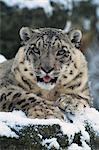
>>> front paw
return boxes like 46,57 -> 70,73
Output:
54,95 -> 89,116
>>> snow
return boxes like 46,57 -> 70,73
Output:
1,0 -> 53,13
96,7 -> 99,18
0,122 -> 18,138
0,107 -> 99,149
0,55 -> 7,63
68,143 -> 91,150
81,141 -> 91,150
2,0 -> 73,13
42,138 -> 60,149
92,0 -> 99,5
83,18 -> 91,30
3,0 -> 98,14
64,21 -> 72,32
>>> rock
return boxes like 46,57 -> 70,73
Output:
0,124 -> 99,150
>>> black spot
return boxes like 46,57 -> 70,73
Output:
63,84 -> 67,86
22,108 -> 27,113
28,97 -> 36,103
2,103 -> 6,109
17,83 -> 23,89
74,63 -> 77,69
21,103 -> 29,108
67,63 -> 70,66
1,83 -> 4,86
60,60 -> 64,63
20,61 -> 24,64
64,54 -> 69,57
26,107 -> 29,112
69,119 -> 73,123
79,72 -> 83,76
26,92 -> 30,94
74,73 -> 82,80
68,83 -> 81,90
54,91 -> 58,96
35,101 -> 41,105
0,93 -> 6,101
69,111 -> 75,115
40,108 -> 43,112
69,56 -> 72,61
63,75 -> 67,78
36,92 -> 42,96
30,73 -> 33,76
70,70 -> 73,75
24,68 -> 28,71
42,100 -> 47,105
78,83 -> 81,87
59,106 -> 65,112
13,93 -> 22,99
22,76 -> 31,89
17,99 -> 26,105
7,92 -> 12,96
76,95 -> 88,101
68,86 -> 74,89
34,108 -> 37,111
8,103 -> 14,111
45,106 -> 49,109
71,39 -> 76,43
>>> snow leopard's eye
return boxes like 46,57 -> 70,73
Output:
56,49 -> 66,56
31,46 -> 40,55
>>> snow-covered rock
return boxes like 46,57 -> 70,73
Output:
0,107 -> 99,150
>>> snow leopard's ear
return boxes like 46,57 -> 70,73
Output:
19,27 -> 33,42
68,29 -> 82,49
19,27 -> 41,43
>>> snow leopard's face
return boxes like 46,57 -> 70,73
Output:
20,27 -> 82,90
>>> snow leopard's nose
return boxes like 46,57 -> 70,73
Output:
41,67 -> 54,74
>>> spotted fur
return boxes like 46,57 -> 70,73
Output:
0,27 -> 91,120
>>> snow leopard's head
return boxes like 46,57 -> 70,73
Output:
19,27 -> 82,90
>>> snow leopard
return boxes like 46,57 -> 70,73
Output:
0,27 -> 91,120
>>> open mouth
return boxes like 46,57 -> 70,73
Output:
36,75 -> 58,84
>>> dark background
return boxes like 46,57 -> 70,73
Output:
0,0 -> 99,59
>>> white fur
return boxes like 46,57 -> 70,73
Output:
37,82 -> 55,90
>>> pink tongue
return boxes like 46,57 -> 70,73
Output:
43,75 -> 51,83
